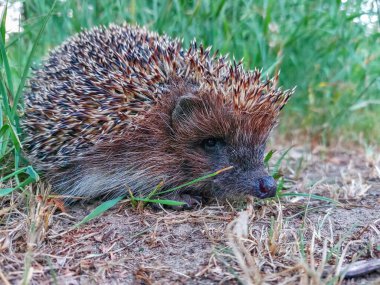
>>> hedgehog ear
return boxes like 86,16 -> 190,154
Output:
172,94 -> 202,125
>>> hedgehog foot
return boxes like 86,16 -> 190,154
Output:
153,193 -> 202,210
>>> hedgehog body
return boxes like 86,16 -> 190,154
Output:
22,24 -> 294,204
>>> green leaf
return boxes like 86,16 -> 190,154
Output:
74,196 -> 124,227
25,165 -> 39,181
0,37 -> 14,97
133,197 -> 186,206
264,149 -> 275,168
156,166 -> 233,196
0,166 -> 39,197
0,80 -> 11,115
0,187 -> 15,197
279,192 -> 339,204
271,146 -> 293,178
349,100 -> 380,111
8,123 -> 21,151
0,124 -> 9,137
0,176 -> 35,197
11,0 -> 57,119
146,180 -> 164,200
0,166 -> 29,182
0,2 -> 7,45
275,176 -> 284,195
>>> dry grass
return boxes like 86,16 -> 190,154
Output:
1,141 -> 379,284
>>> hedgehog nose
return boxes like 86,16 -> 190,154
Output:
257,176 -> 277,198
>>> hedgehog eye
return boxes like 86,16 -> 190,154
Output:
204,138 -> 217,147
201,138 -> 223,151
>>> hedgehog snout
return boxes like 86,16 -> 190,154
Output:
210,165 -> 277,199
254,175 -> 277,198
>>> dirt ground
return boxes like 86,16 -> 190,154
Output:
1,140 -> 379,284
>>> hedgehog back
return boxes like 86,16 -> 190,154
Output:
23,25 -> 183,167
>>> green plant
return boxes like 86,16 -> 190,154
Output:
0,2 -> 57,196
75,166 -> 234,226
265,147 -> 339,204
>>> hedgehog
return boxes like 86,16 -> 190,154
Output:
22,24 -> 294,207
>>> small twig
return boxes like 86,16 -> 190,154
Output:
0,269 -> 11,285
342,258 -> 380,278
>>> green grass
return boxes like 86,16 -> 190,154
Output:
1,0 -> 379,194
0,2 -> 56,194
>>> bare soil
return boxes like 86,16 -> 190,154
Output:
1,141 -> 379,284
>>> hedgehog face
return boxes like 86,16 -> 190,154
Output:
170,93 -> 277,199
196,137 -> 277,199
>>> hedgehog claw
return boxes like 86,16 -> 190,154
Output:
175,194 -> 202,210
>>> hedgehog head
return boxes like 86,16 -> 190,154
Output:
141,68 -> 294,200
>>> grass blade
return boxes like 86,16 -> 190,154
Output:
11,0 -> 57,119
271,146 -> 293,179
0,3 -> 6,42
0,3 -> 14,97
0,187 -> 15,196
74,196 -> 124,227
0,175 -> 36,197
280,192 -> 340,204
0,38 -> 14,96
264,149 -> 275,168
133,197 -> 186,206
156,166 -> 233,195
0,165 -> 39,197
275,176 -> 284,195
0,166 -> 34,183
